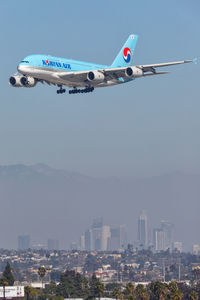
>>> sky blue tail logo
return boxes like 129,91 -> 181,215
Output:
111,34 -> 138,67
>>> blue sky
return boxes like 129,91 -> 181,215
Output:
0,0 -> 200,177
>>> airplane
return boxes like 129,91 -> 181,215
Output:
9,34 -> 192,95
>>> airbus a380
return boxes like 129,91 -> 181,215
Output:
9,34 -> 192,95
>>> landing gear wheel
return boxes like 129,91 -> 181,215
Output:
68,87 -> 94,94
56,86 -> 66,94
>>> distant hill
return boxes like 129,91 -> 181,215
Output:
0,164 -> 199,250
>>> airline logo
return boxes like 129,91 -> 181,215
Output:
42,60 -> 71,69
123,47 -> 132,63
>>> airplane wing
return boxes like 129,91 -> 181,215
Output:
55,71 -> 90,83
56,59 -> 192,83
137,60 -> 192,73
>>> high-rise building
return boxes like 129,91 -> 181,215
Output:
108,225 -> 127,251
80,234 -> 85,251
193,244 -> 200,255
138,212 -> 148,249
92,217 -> 103,251
47,239 -> 59,250
85,229 -> 93,251
92,217 -> 103,229
18,235 -> 30,250
173,241 -> 182,253
161,221 -> 174,250
101,225 -> 111,251
153,228 -> 165,251
83,218 -> 127,251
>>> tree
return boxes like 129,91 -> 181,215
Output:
169,281 -> 179,293
57,270 -> 89,298
188,290 -> 198,300
38,266 -> 46,289
148,281 -> 169,300
112,287 -> 122,300
0,277 -> 8,300
96,282 -> 104,300
25,286 -> 43,300
106,282 -> 122,292
170,290 -> 183,300
168,282 -> 183,300
124,282 -> 136,300
124,282 -> 135,294
89,274 -> 104,299
2,262 -> 15,286
135,284 -> 150,300
44,281 -> 57,297
24,286 -> 31,300
84,254 -> 101,273
50,270 -> 61,282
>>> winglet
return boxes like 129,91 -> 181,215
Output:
193,58 -> 199,65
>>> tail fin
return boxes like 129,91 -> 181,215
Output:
111,34 -> 138,67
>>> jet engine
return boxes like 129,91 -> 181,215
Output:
9,75 -> 24,87
9,75 -> 37,87
125,66 -> 143,78
87,71 -> 105,83
20,76 -> 37,87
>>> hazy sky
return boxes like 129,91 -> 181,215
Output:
0,0 -> 200,177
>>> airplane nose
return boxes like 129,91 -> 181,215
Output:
17,64 -> 27,74
17,65 -> 22,73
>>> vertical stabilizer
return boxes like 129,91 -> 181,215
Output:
111,34 -> 138,67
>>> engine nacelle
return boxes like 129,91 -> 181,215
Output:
87,71 -> 105,83
20,76 -> 37,87
9,75 -> 24,87
125,66 -> 143,78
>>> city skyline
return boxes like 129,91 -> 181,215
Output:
0,163 -> 198,250
16,212 -> 198,253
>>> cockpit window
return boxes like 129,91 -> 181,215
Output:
21,60 -> 29,63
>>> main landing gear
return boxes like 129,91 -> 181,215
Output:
69,87 -> 94,94
56,86 -> 94,95
57,86 -> 66,94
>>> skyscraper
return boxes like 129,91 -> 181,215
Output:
92,217 -> 103,251
101,225 -> 111,251
80,234 -> 85,251
85,229 -> 93,251
18,235 -> 30,250
161,221 -> 174,250
153,228 -> 165,251
84,218 -> 114,251
138,212 -> 148,249
153,221 -> 174,252
108,225 -> 127,251
173,241 -> 182,253
193,244 -> 200,255
92,217 -> 103,229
